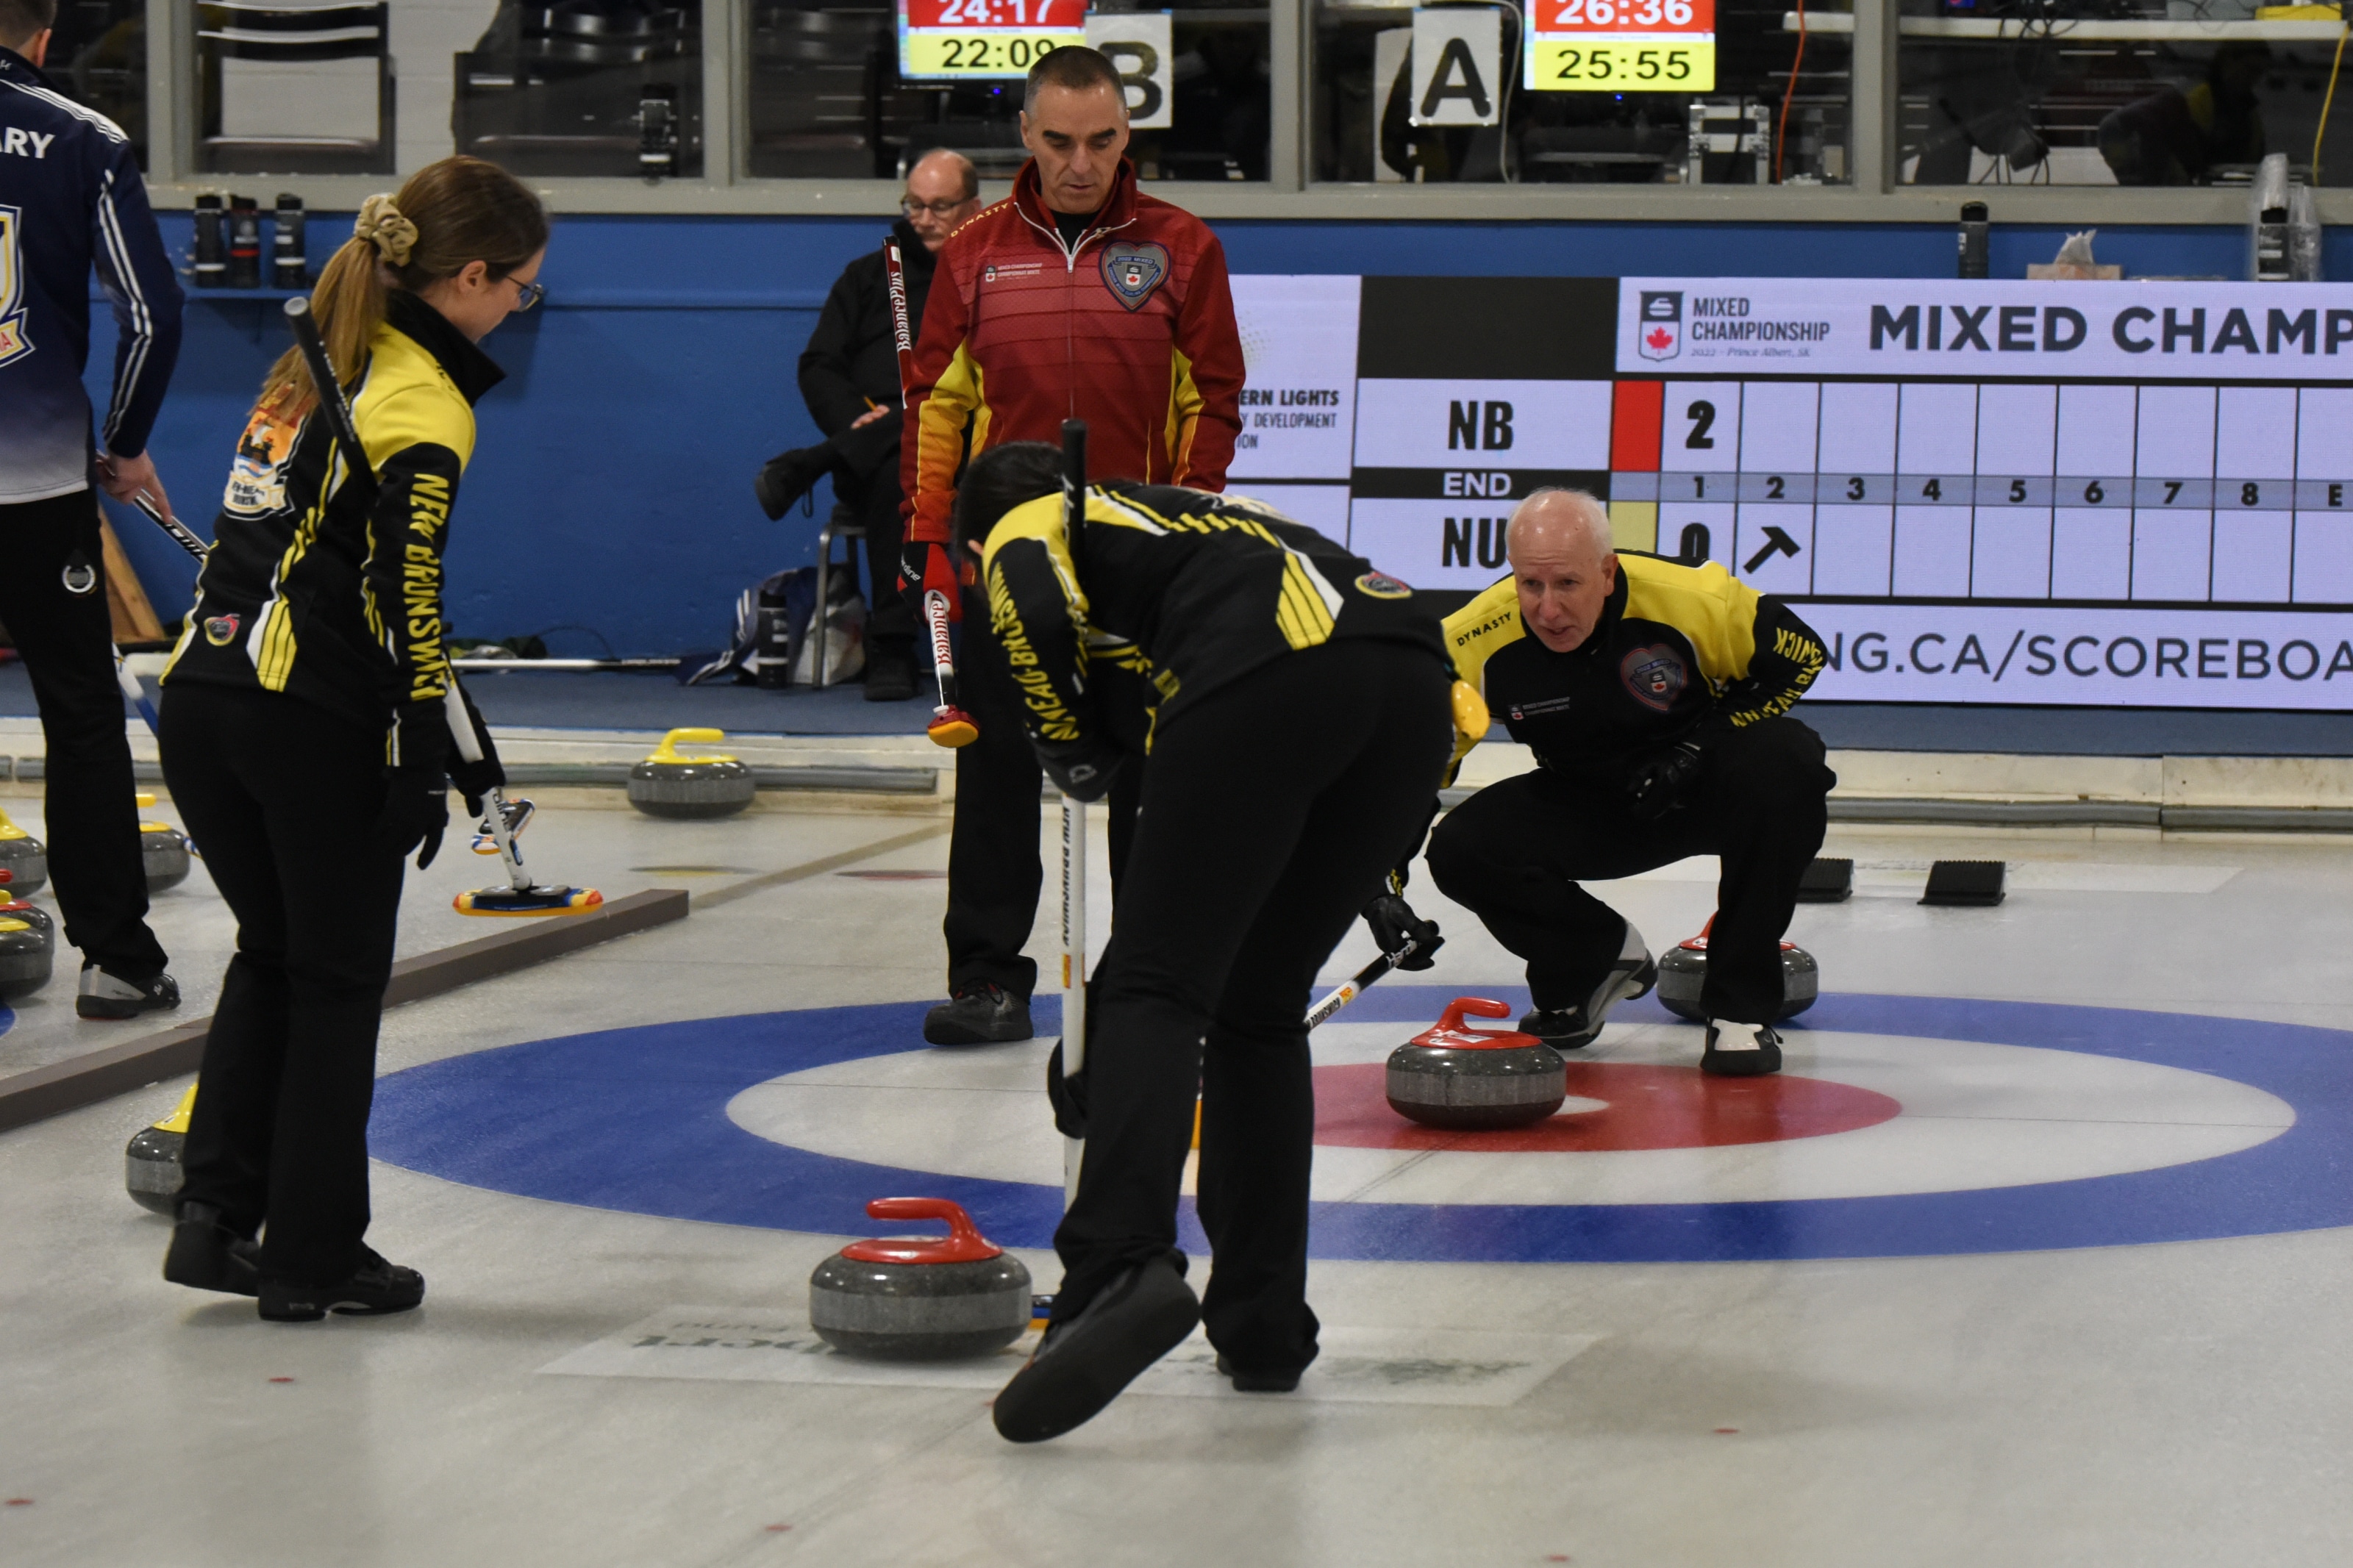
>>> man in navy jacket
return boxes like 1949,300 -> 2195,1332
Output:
0,0 -> 185,1018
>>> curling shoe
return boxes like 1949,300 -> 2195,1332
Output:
924,983 -> 1032,1045
864,639 -> 918,703
993,1256 -> 1200,1442
1520,922 -> 1656,1050
1216,1354 -> 1305,1394
77,965 -> 180,1020
1702,1020 -> 1784,1078
754,445 -> 832,520
162,1201 -> 260,1297
259,1247 -> 425,1322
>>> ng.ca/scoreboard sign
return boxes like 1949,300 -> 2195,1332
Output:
1526,0 -> 1714,93
1223,274 -> 2353,712
897,0 -> 1085,79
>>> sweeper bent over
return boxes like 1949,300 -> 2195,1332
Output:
953,445 -> 1461,1443
155,159 -> 543,1320
1418,489 -> 1835,1076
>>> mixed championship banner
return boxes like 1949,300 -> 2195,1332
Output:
1225,275 -> 2353,712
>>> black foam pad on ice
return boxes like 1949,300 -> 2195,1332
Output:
1921,859 -> 2006,907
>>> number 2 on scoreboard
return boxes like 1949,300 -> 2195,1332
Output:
1550,0 -> 1698,24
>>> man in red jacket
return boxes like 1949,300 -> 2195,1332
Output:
901,45 -> 1244,1045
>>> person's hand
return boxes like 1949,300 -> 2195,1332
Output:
96,449 -> 172,518
376,769 -> 449,868
1040,737 -> 1121,803
900,539 -> 962,623
449,687 -> 504,817
1362,894 -> 1443,970
1626,739 -> 1707,821
850,405 -> 891,430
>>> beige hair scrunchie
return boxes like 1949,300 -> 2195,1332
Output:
354,194 -> 418,268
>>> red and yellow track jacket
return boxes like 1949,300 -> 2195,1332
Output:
900,157 -> 1244,544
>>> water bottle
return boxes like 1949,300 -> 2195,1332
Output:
272,194 -> 307,290
1957,201 -> 1990,279
192,195 -> 224,288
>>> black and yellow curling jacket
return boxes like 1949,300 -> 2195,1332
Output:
1444,553 -> 1827,787
981,482 -> 1450,796
164,292 -> 500,744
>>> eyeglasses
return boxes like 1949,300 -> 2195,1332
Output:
901,197 -> 975,219
507,277 -> 545,310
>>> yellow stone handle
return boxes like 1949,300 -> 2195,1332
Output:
648,727 -> 738,765
1449,680 -> 1490,744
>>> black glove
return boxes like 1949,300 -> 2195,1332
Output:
448,685 -> 504,818
376,767 -> 449,868
1626,738 -> 1707,821
1040,737 -> 1122,803
1362,894 -> 1443,970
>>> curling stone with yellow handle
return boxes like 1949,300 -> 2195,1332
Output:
0,805 -> 48,898
628,728 -> 757,820
125,1083 -> 196,1214
135,792 -> 193,892
0,895 -> 54,998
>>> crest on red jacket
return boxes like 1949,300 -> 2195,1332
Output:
1099,242 -> 1170,311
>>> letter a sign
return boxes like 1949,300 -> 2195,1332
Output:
1409,7 -> 1504,128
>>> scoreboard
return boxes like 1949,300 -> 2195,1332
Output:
1223,274 -> 2353,711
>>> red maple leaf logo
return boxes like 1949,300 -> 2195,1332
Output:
1646,326 -> 1674,350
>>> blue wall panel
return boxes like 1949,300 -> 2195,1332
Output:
85,211 -> 2321,654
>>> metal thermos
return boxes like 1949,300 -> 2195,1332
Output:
272,194 -> 307,290
1957,201 -> 1990,279
226,197 -> 261,288
192,194 -> 224,288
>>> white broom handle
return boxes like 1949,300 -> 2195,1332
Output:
1061,791 -> 1087,1203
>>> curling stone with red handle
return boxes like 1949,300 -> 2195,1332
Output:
1656,917 -> 1818,1023
809,1198 -> 1032,1360
1385,997 -> 1566,1131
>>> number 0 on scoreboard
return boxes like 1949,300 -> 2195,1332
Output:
1527,0 -> 1715,93
899,0 -> 1088,79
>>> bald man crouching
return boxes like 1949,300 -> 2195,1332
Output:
1416,490 -> 1835,1075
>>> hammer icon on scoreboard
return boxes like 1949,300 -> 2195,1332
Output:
1743,526 -> 1802,574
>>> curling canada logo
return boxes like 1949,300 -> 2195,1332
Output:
1621,645 -> 1688,711
1638,290 -> 1682,362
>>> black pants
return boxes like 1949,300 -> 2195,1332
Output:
830,415 -> 913,647
0,490 -> 165,976
942,581 -> 1142,999
1427,717 -> 1835,1025
160,684 -> 404,1286
1053,640 -> 1453,1372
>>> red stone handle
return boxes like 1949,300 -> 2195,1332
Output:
1435,997 -> 1513,1033
839,1198 -> 1004,1264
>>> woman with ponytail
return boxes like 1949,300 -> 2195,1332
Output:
155,156 -> 548,1322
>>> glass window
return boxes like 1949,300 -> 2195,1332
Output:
43,1 -> 149,168
454,1 -> 705,179
193,2 -> 396,174
1898,2 -> 2353,187
1311,0 -> 1852,186
745,2 -> 1271,182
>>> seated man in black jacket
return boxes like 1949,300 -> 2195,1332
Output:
761,149 -> 980,699
1409,488 -> 1835,1078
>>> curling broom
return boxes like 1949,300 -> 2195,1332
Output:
279,297 -> 599,917
883,238 -> 978,748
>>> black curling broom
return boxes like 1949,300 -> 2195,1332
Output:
279,297 -> 598,916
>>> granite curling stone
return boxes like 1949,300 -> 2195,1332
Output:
809,1198 -> 1033,1360
0,896 -> 54,999
1385,996 -> 1567,1131
125,1083 -> 196,1214
1655,924 -> 1818,1023
0,806 -> 48,898
138,795 -> 193,892
628,728 -> 757,820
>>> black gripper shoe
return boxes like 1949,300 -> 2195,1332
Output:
1702,1020 -> 1785,1078
259,1248 -> 425,1322
993,1257 -> 1200,1443
163,1201 -> 261,1297
924,983 -> 1033,1045
1215,1354 -> 1304,1394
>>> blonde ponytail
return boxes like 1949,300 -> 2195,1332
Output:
252,157 -> 548,419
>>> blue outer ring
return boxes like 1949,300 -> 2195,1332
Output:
370,987 -> 2353,1263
